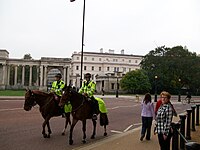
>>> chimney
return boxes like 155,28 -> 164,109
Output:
121,49 -> 124,55
108,49 -> 114,54
100,48 -> 103,53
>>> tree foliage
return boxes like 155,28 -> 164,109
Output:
140,45 -> 200,95
120,69 -> 151,94
23,54 -> 32,60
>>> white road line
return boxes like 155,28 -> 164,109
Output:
133,123 -> 142,126
123,125 -> 133,132
107,104 -> 139,110
110,130 -> 123,134
0,100 -> 24,102
0,108 -> 23,112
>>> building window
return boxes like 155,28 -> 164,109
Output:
135,60 -> 138,63
84,66 -> 87,70
122,59 -> 124,62
111,83 -> 115,90
76,66 -> 79,70
129,60 -> 131,63
77,57 -> 79,60
92,58 -> 94,61
99,58 -> 101,61
107,67 -> 110,71
92,66 -> 94,71
129,68 -> 131,72
84,57 -> 87,60
99,67 -> 101,71
123,67 -> 126,72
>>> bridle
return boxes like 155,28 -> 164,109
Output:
24,90 -> 37,109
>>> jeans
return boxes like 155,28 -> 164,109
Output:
141,116 -> 153,140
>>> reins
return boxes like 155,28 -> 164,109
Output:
71,96 -> 85,112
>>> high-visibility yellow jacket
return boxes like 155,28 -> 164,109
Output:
50,80 -> 65,96
79,80 -> 96,98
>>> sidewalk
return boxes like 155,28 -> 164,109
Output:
75,117 -> 200,150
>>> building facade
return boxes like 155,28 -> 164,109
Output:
70,49 -> 143,93
0,49 -> 143,93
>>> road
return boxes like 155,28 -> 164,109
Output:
0,96 -> 194,150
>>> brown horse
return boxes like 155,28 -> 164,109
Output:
24,89 -> 71,138
59,86 -> 109,145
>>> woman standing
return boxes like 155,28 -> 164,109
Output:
155,91 -> 173,150
140,93 -> 154,141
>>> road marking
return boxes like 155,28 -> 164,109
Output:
0,100 -> 24,102
110,130 -> 123,134
133,123 -> 142,126
123,125 -> 133,132
107,104 -> 139,110
0,108 -> 22,112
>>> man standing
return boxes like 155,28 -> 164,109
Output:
79,73 -> 98,120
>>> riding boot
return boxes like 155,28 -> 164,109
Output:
91,96 -> 98,120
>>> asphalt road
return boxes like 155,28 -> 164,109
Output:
0,96 -> 194,150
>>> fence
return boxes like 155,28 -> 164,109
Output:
171,104 -> 200,150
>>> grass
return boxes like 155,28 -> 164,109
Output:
0,90 -> 25,96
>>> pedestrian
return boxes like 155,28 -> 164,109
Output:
140,93 -> 155,141
155,91 -> 173,150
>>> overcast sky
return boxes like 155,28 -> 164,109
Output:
0,0 -> 200,59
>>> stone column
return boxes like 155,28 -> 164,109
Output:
63,67 -> 66,83
40,65 -> 43,86
22,65 -> 25,86
36,66 -> 39,86
2,64 -> 7,85
67,67 -> 70,85
43,66 -> 47,86
14,65 -> 18,85
7,65 -> 10,85
29,65 -> 33,86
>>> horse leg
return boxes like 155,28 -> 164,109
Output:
62,113 -> 70,135
91,119 -> 97,139
69,118 -> 78,145
42,116 -> 51,138
82,120 -> 87,143
46,121 -> 52,138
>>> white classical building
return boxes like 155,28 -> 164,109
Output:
0,49 -> 143,93
70,49 -> 143,93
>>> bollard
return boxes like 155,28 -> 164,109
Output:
196,104 -> 200,126
179,114 -> 186,150
191,105 -> 196,131
171,122 -> 180,150
186,109 -> 192,140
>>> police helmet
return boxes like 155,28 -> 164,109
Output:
85,73 -> 91,78
55,73 -> 62,79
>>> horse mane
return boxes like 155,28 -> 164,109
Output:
32,90 -> 51,97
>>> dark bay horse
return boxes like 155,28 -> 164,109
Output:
59,86 -> 109,145
24,89 -> 71,138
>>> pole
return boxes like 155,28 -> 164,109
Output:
80,0 -> 86,88
154,76 -> 157,102
116,76 -> 119,98
179,114 -> 186,150
191,105 -> 196,131
186,109 -> 192,140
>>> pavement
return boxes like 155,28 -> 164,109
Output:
74,116 -> 200,150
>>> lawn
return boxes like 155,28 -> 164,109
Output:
0,90 -> 25,96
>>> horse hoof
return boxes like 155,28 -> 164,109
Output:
91,135 -> 95,139
69,140 -> 73,145
104,133 -> 107,136
43,134 -> 48,138
47,134 -> 50,138
62,132 -> 65,136
82,139 -> 86,144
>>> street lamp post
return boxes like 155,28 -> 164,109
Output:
116,76 -> 119,98
154,75 -> 158,102
178,78 -> 181,102
70,0 -> 86,88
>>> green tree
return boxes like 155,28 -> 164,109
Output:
141,45 -> 200,95
120,69 -> 151,94
23,54 -> 32,60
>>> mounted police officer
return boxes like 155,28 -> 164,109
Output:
79,73 -> 98,120
50,73 -> 66,117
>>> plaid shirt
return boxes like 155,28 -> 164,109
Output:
155,103 -> 173,136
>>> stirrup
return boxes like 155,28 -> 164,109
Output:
92,114 -> 97,120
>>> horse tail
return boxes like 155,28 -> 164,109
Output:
100,113 -> 109,126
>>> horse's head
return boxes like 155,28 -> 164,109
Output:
24,89 -> 36,111
59,85 -> 72,107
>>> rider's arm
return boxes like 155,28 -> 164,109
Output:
78,82 -> 84,94
50,81 -> 56,92
87,82 -> 96,97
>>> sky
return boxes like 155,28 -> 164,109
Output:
0,0 -> 200,59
